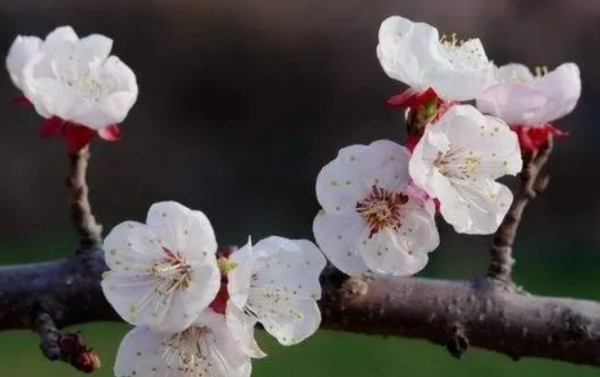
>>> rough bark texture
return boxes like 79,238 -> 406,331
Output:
2,252 -> 600,368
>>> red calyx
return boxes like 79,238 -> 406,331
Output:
511,123 -> 567,153
38,117 -> 122,154
12,95 -> 31,107
58,332 -> 101,373
387,87 -> 439,109
209,280 -> 230,315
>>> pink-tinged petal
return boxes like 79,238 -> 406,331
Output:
63,123 -> 95,153
98,124 -> 122,141
39,116 -> 64,138
476,82 -> 548,125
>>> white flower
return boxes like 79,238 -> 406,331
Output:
312,140 -> 439,277
226,236 -> 326,356
17,26 -> 138,129
101,201 -> 221,333
114,310 -> 251,377
409,105 -> 523,234
377,15 -> 495,101
476,63 -> 581,125
6,35 -> 41,90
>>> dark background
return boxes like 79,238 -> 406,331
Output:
0,1 -> 599,376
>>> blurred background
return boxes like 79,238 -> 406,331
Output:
0,0 -> 599,376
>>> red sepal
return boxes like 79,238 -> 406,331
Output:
63,124 -> 96,154
512,123 -> 567,152
39,117 -> 64,138
387,87 -> 439,109
12,95 -> 31,107
98,124 -> 122,141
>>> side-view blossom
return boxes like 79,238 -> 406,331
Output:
313,139 -> 439,277
409,105 -> 523,234
6,26 -> 138,153
476,63 -> 581,151
377,15 -> 495,107
226,236 -> 326,356
114,310 -> 251,377
101,201 -> 221,333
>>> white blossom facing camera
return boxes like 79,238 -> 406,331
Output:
312,140 -> 439,277
114,310 -> 251,377
101,201 -> 221,333
409,105 -> 523,235
377,15 -> 495,103
6,26 -> 138,153
226,236 -> 326,356
476,63 -> 581,126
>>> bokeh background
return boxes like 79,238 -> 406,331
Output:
1,0 -> 599,376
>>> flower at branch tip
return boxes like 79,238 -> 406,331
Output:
226,236 -> 326,357
114,310 -> 251,377
377,15 -> 495,107
313,140 -> 439,277
476,63 -> 581,151
409,105 -> 523,234
5,26 -> 138,153
101,201 -> 221,333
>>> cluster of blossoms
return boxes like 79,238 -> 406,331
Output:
6,26 -> 138,153
102,201 -> 326,377
5,18 -> 581,377
312,15 -> 581,277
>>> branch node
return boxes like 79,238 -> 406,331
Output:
34,309 -> 101,373
446,323 -> 469,359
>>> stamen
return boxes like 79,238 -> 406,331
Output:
356,185 -> 409,237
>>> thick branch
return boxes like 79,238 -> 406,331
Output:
68,146 -> 102,249
488,138 -> 553,282
1,252 -> 600,368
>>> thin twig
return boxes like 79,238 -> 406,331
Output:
68,145 -> 102,249
488,137 -> 554,282
33,307 -> 101,373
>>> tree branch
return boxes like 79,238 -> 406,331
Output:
68,145 -> 102,250
2,251 -> 600,369
488,137 -> 553,282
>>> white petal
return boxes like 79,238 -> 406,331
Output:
315,144 -> 368,214
157,262 -> 221,332
43,26 -> 78,51
376,15 -> 442,90
312,211 -> 369,276
226,303 -> 267,358
258,298 -> 321,346
476,82 -> 549,125
103,220 -> 164,271
359,200 -> 439,276
6,35 -> 41,89
251,236 -> 326,298
436,176 -> 514,234
315,140 -> 411,214
228,241 -> 254,309
424,39 -> 495,101
494,63 -> 535,83
193,310 -> 253,377
146,201 -> 218,263
75,34 -> 113,65
114,326 -> 171,377
531,62 -> 581,122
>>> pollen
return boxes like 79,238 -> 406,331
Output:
356,185 -> 409,238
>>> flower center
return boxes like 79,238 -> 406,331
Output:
163,326 -> 212,375
150,247 -> 192,294
356,185 -> 409,237
434,150 -> 481,180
